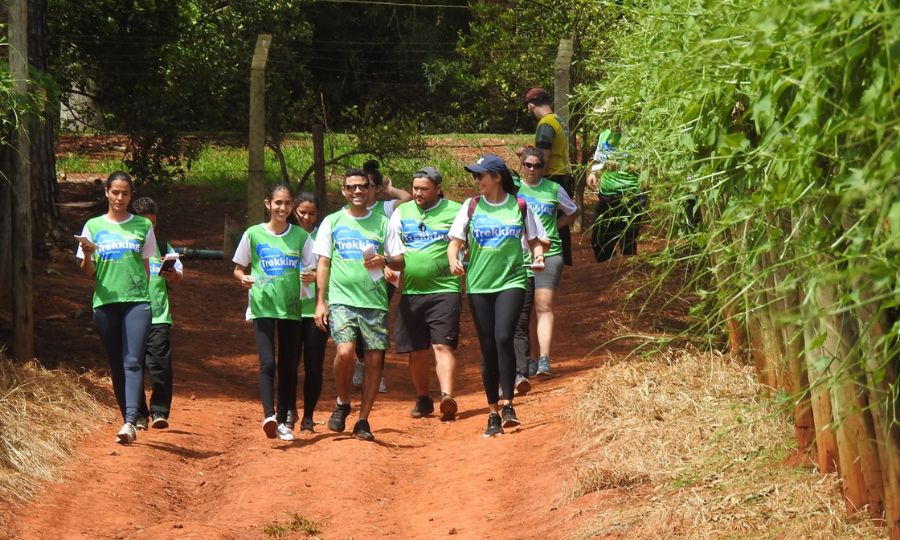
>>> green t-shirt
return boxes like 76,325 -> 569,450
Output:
300,227 -> 318,318
515,178 -> 565,258
316,210 -> 392,311
594,129 -> 640,196
148,242 -> 177,325
80,215 -> 154,309
393,199 -> 461,295
460,196 -> 527,294
242,224 -> 309,320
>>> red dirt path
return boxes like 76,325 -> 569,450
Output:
2,182 -> 669,540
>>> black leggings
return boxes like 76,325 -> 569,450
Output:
468,288 -> 525,404
513,277 -> 535,376
299,317 -> 327,419
592,194 -> 646,262
253,318 -> 301,423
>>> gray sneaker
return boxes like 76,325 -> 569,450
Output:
352,360 -> 365,388
515,374 -> 531,396
535,355 -> 551,377
116,423 -> 137,445
378,376 -> 388,393
276,423 -> 296,441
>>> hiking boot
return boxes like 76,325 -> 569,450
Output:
150,414 -> 169,429
327,401 -> 351,432
439,394 -> 458,421
379,376 -> 388,393
527,357 -> 538,378
483,413 -> 504,438
352,419 -> 375,441
262,415 -> 278,439
299,416 -> 315,433
410,395 -> 435,418
276,423 -> 296,441
535,355 -> 551,377
515,374 -> 531,396
285,409 -> 297,430
134,416 -> 149,431
116,423 -> 137,445
501,404 -> 520,428
352,360 -> 365,388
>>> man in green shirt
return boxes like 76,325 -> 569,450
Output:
314,169 -> 406,441
387,167 -> 462,421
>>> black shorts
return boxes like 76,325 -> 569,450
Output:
394,293 -> 461,353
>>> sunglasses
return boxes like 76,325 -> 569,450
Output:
522,162 -> 544,170
343,184 -> 369,192
473,172 -> 491,181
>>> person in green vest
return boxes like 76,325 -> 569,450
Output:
525,86 -> 575,267
447,154 -> 548,437
233,183 -> 316,442
586,127 -> 646,262
513,147 -> 579,385
351,159 -> 413,393
131,197 -> 183,431
284,192 -> 327,433
76,171 -> 158,445
388,166 -> 462,421
313,169 -> 406,441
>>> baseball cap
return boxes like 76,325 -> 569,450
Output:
464,154 -> 509,175
413,166 -> 442,184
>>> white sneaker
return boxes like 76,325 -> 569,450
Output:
116,423 -> 136,445
276,423 -> 295,441
262,415 -> 277,439
378,377 -> 388,393
352,360 -> 365,389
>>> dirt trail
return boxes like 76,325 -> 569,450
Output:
9,222 -> 639,539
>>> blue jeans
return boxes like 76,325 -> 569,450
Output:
93,302 -> 151,424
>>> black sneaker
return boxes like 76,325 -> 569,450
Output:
352,419 -> 375,441
327,402 -> 351,432
410,395 -> 435,418
134,416 -> 149,431
285,409 -> 297,430
484,413 -> 504,437
501,404 -> 520,428
299,416 -> 315,433
150,414 -> 169,429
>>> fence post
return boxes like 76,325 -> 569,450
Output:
247,34 -> 271,225
312,124 -> 327,215
10,0 -> 34,362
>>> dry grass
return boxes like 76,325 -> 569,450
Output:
0,349 -> 105,527
567,349 -> 887,539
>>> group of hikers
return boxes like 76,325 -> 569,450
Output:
74,87 -> 645,445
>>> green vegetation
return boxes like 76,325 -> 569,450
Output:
262,511 -> 322,538
583,0 -> 898,529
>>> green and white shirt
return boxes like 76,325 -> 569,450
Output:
448,195 -> 547,294
148,242 -> 183,325
233,223 -> 315,321
313,208 -> 405,311
515,177 -> 577,258
300,227 -> 318,318
76,214 -> 157,309
388,198 -> 462,295
593,129 -> 640,196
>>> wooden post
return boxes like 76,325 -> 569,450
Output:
312,124 -> 327,215
9,0 -> 34,361
553,37 -> 573,130
247,34 -> 272,225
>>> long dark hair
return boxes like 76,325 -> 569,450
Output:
289,191 -> 320,226
363,159 -> 383,187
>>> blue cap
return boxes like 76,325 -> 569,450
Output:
464,154 -> 509,175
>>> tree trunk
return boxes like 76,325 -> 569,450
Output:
27,0 -> 60,249
818,279 -> 884,516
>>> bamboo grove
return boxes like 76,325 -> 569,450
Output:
581,0 -> 899,536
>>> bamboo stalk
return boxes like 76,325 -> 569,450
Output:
803,303 -> 839,474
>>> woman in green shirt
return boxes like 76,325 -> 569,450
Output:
447,154 -> 548,437
76,171 -> 158,445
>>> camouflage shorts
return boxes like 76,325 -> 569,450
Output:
328,304 -> 388,351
